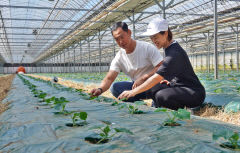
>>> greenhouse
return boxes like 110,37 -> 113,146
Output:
0,0 -> 240,152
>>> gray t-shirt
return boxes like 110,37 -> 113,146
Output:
110,40 -> 163,81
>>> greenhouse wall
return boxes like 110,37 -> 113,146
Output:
191,51 -> 239,71
0,63 -> 3,74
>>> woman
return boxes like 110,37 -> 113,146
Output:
118,18 -> 205,110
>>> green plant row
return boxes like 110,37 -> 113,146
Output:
19,75 -> 240,149
18,74 -> 133,144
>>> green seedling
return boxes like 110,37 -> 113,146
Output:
53,97 -> 70,114
237,87 -> 240,93
75,89 -> 86,94
118,101 -> 145,114
213,129 -> 240,150
119,98 -> 127,101
88,122 -> 133,144
82,93 -> 98,100
70,112 -> 88,127
45,96 -> 56,104
154,108 -> 190,126
38,92 -> 47,101
214,88 -> 223,93
111,101 -> 120,106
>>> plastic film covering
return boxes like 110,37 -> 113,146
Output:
0,76 -> 240,153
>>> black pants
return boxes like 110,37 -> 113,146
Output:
147,83 -> 205,110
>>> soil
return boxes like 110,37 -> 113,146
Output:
0,74 -> 15,115
84,137 -> 109,144
65,122 -> 88,127
164,122 -> 181,126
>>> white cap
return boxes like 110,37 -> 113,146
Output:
141,18 -> 168,36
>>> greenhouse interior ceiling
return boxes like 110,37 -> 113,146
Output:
0,0 -> 239,74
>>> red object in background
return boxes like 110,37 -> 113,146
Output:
17,66 -> 26,73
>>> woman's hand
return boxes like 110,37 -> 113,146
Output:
118,90 -> 136,100
160,79 -> 170,86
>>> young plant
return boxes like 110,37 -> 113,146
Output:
214,88 -> 223,93
53,97 -> 70,114
75,88 -> 86,95
82,93 -> 98,100
45,96 -> 56,104
237,87 -> 240,93
154,108 -> 190,126
213,129 -> 240,150
111,101 -> 120,106
38,92 -> 47,102
118,101 -> 145,114
86,121 -> 133,144
70,112 -> 88,127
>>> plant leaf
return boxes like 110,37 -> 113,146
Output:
100,120 -> 112,125
176,109 -> 190,120
154,108 -> 168,112
80,112 -> 88,121
99,133 -> 106,137
89,126 -> 102,130
54,103 -> 61,110
114,128 -> 133,135
103,125 -> 110,136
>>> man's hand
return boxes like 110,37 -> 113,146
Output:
118,90 -> 136,100
132,77 -> 145,89
160,79 -> 170,85
90,88 -> 102,97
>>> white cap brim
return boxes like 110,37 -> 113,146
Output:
141,30 -> 159,37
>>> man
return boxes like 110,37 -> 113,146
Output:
91,22 -> 163,102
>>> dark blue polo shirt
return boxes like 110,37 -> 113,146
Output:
156,42 -> 204,91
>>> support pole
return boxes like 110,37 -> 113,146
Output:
68,48 -> 70,73
223,46 -> 225,72
98,31 -> 102,74
236,24 -> 239,72
80,41 -> 82,73
88,36 -> 91,72
163,0 -> 166,19
74,47 -> 76,73
207,31 -> 210,73
214,0 -> 218,79
132,11 -> 136,39
64,50 -> 66,73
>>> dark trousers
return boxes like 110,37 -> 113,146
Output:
110,81 -> 148,102
149,83 -> 205,110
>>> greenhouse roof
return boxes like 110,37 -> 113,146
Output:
0,0 -> 239,63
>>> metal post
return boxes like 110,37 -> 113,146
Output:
53,55 -> 55,73
236,24 -> 239,72
88,37 -> 91,72
73,47 -> 76,73
80,41 -> 82,73
59,53 -> 62,73
207,31 -> 210,73
132,11 -> 136,39
98,31 -> 102,74
113,37 -> 116,57
163,0 -> 166,19
214,0 -> 218,79
195,55 -> 197,69
223,47 -> 225,72
64,50 -> 66,73
192,54 -> 194,69
68,48 -> 70,73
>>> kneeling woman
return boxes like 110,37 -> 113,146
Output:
118,18 -> 205,110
